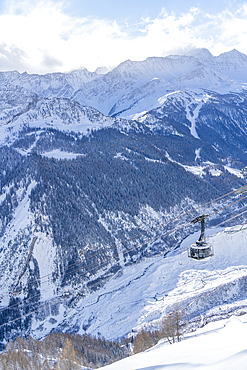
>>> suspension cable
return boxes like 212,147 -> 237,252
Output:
1,192 -> 247,323
1,186 -> 240,301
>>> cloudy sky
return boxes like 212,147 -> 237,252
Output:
0,0 -> 247,74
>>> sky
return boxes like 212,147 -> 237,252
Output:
0,0 -> 247,74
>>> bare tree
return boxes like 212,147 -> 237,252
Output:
133,329 -> 154,354
161,306 -> 184,344
56,338 -> 81,370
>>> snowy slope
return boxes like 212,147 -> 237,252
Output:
109,77 -> 176,118
0,96 -> 131,146
27,222 -> 247,342
72,56 -> 213,115
99,315 -> 247,370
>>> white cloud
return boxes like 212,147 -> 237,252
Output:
0,1 -> 247,73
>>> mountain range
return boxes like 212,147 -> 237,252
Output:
0,48 -> 247,350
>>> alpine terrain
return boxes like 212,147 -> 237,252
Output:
0,48 -> 247,364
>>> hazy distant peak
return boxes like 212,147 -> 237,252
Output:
186,48 -> 214,62
95,66 -> 112,75
216,48 -> 247,61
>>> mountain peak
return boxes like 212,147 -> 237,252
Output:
186,48 -> 214,62
95,66 -> 112,75
217,48 -> 247,61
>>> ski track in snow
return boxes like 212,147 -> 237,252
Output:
185,100 -> 202,139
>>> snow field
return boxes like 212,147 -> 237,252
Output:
99,315 -> 247,370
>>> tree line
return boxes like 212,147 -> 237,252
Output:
0,307 -> 186,369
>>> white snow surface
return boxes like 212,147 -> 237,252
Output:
224,166 -> 245,178
164,151 -> 224,179
41,149 -> 86,160
100,315 -> 247,370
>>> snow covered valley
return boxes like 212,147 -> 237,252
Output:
50,224 -> 247,341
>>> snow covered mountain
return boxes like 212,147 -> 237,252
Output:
194,48 -> 247,83
0,48 -> 247,349
0,68 -> 99,99
71,49 -> 246,116
72,53 -> 244,116
2,49 -> 246,116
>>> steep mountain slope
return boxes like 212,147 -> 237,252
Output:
0,121 -> 245,345
135,89 -> 247,163
72,55 -> 232,115
198,49 -> 247,83
0,49 -> 247,347
71,49 -> 246,116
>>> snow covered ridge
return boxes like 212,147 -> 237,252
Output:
71,49 -> 247,116
0,48 -> 246,116
0,95 -> 141,146
1,48 -> 247,153
0,68 -> 99,98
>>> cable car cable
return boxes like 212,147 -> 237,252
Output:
1,192 -> 247,318
2,186 -> 242,300
2,206 -> 247,329
1,205 -> 247,331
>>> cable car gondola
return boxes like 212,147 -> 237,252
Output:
188,214 -> 213,260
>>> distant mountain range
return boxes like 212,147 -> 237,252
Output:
0,48 -> 247,347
